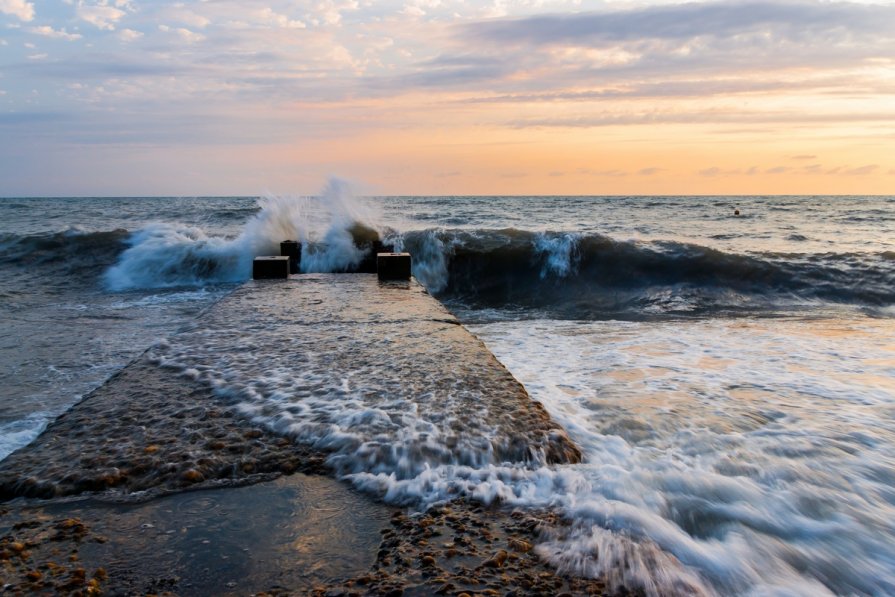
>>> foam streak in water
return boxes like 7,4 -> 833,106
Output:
469,317 -> 895,595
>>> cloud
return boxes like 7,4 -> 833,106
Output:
637,167 -> 662,176
463,1 -> 895,46
578,167 -> 627,177
310,0 -> 360,27
11,56 -> 189,79
255,7 -> 306,29
442,1 -> 895,97
699,163 -> 885,178
117,28 -> 142,42
2,0 -> 893,196
844,164 -> 878,175
401,0 -> 443,18
78,2 -> 127,30
698,166 -> 759,177
30,25 -> 82,41
159,6 -> 211,29
506,109 -> 895,129
458,76 -> 874,103
0,0 -> 34,22
158,24 -> 205,43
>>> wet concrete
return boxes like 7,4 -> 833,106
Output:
0,274 -> 590,594
0,358 -> 328,501
1,474 -> 392,595
0,275 -> 578,501
150,275 -> 582,478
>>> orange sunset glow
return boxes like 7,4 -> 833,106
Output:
1,0 -> 894,195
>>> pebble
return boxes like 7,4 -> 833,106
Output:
25,570 -> 43,582
483,550 -> 508,568
508,538 -> 533,553
180,469 -> 204,483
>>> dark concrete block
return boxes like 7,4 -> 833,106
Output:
253,256 -> 290,279
280,240 -> 301,274
358,241 -> 394,273
377,253 -> 411,280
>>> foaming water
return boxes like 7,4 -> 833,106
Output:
2,194 -> 894,594
141,276 -> 894,594
0,287 -> 228,461
467,317 -> 895,595
105,179 -> 389,290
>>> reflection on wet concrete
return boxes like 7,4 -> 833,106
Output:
1,474 -> 392,594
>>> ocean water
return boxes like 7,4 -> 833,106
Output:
1,185 -> 894,595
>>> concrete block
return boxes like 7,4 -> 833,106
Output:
377,252 -> 411,280
280,240 -> 301,274
253,256 -> 290,279
358,240 -> 394,273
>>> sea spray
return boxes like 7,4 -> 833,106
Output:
104,223 -> 247,290
104,178 -> 387,290
534,232 -> 581,279
391,228 -> 455,292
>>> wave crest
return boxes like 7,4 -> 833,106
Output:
400,229 -> 895,317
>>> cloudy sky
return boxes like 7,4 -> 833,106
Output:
1,0 -> 894,195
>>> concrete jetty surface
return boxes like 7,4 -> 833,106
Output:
0,275 -> 599,595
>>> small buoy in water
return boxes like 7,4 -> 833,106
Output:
734,208 -> 740,216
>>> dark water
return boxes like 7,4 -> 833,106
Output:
1,191 -> 894,594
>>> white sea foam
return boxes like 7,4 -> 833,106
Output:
534,232 -> 580,278
85,193 -> 895,593
104,178 -> 385,290
147,276 -> 894,595
389,229 -> 454,292
0,411 -> 50,461
468,317 -> 895,595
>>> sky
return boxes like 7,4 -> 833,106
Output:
1,0 -> 894,196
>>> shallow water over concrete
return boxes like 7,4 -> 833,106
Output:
0,474 -> 392,594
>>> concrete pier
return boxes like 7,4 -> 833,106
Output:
0,275 -> 589,594
0,274 -> 579,499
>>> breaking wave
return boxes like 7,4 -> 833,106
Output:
0,228 -> 130,281
397,229 -> 895,317
3,194 -> 892,316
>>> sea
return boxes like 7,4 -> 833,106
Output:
1,183 -> 893,595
